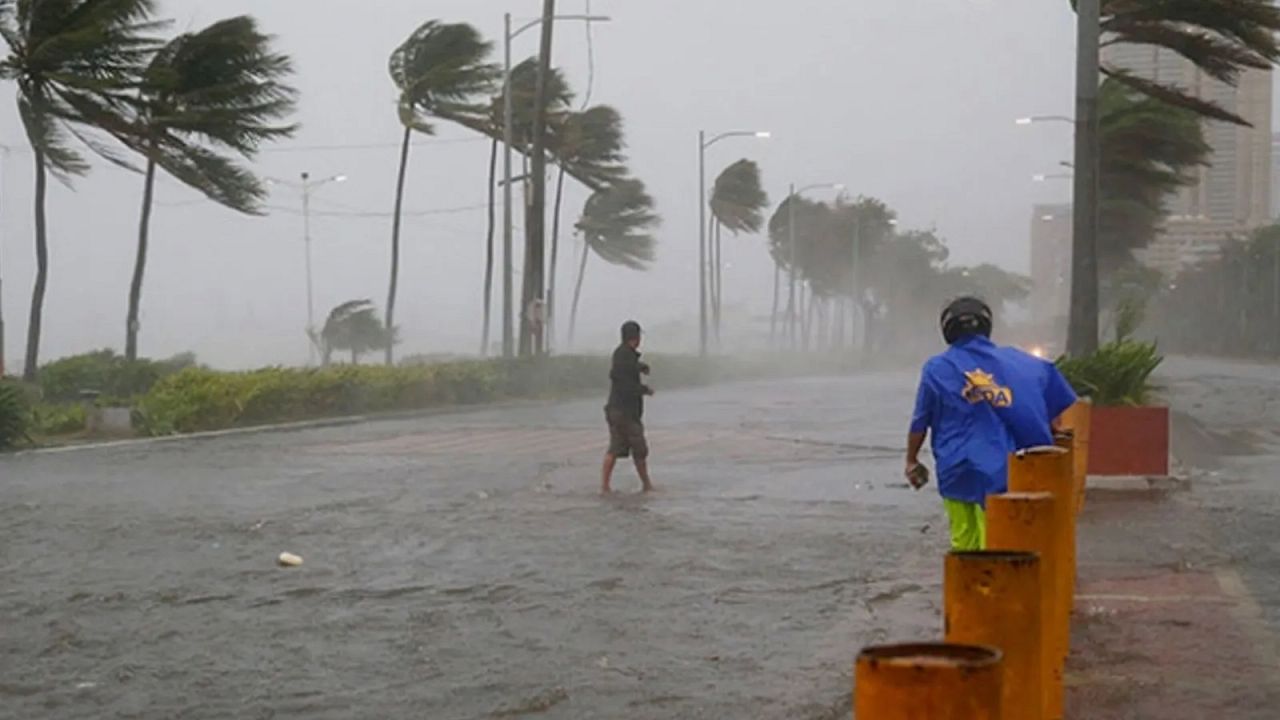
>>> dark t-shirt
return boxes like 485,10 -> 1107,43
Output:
606,343 -> 648,419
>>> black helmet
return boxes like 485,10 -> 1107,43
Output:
620,320 -> 642,341
940,297 -> 993,344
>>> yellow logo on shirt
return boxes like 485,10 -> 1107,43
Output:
962,369 -> 1013,408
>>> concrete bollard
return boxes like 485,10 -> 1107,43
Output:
854,643 -> 1003,720
1059,400 -> 1092,514
944,551 -> 1043,720
986,493 -> 1061,720
1008,447 -> 1076,659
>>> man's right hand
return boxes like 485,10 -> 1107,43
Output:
905,462 -> 929,490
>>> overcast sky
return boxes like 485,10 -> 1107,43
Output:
0,0 -> 1087,369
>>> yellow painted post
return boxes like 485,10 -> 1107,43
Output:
944,551 -> 1043,720
854,643 -> 1003,720
1059,399 -> 1092,514
987,492 -> 1062,720
1008,447 -> 1076,660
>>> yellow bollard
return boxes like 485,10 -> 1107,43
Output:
987,492 -> 1062,720
854,643 -> 1003,720
944,551 -> 1043,720
1059,399 -> 1092,514
1008,447 -> 1076,660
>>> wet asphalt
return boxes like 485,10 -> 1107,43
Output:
1,372 -> 945,720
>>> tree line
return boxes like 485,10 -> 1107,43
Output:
0,3 -> 661,380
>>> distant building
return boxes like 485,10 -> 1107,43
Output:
1029,204 -> 1072,331
1103,42 -> 1272,276
1272,132 -> 1280,220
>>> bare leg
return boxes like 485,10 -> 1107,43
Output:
601,453 -> 618,494
634,457 -> 654,492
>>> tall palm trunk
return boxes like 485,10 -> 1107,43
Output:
386,126 -> 412,366
547,165 -> 566,355
126,156 -> 158,362
568,240 -> 590,349
481,137 -> 497,356
770,263 -> 780,347
23,150 -> 48,382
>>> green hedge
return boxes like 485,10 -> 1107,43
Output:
134,353 -> 859,436
0,381 -> 30,449
39,349 -> 197,403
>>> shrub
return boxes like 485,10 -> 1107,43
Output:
39,349 -> 197,403
1056,340 -> 1163,407
32,404 -> 87,435
0,381 -> 30,449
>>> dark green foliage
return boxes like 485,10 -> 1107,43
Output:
0,381 -> 30,449
575,179 -> 660,270
38,349 -> 196,402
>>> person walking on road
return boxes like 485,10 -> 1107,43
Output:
905,297 -> 1077,550
602,320 -> 655,494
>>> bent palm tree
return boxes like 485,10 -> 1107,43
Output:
478,58 -> 571,355
389,20 -> 497,364
1096,0 -> 1280,124
0,0 -> 165,380
319,299 -> 394,365
546,104 -> 625,351
119,16 -> 296,361
1097,78 -> 1209,269
708,159 -> 767,340
567,179 -> 659,347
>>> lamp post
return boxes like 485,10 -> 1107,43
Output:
269,172 -> 347,364
699,130 -> 770,355
502,11 -> 610,358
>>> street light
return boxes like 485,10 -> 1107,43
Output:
502,12 -> 611,359
268,172 -> 347,364
698,129 -> 771,355
1015,115 -> 1075,126
1033,173 -> 1074,182
783,182 -> 842,349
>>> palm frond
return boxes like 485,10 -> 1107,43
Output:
575,179 -> 660,270
710,158 -> 768,234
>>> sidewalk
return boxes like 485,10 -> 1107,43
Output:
1066,359 -> 1280,718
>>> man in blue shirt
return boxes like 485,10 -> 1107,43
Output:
906,297 -> 1077,550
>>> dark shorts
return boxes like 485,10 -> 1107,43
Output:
605,407 -> 648,459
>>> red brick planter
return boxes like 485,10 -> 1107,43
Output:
1087,405 -> 1169,477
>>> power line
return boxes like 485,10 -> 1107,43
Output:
260,137 -> 487,154
263,202 -> 488,218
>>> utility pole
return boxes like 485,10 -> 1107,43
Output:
1067,0 -> 1101,357
520,0 -> 556,357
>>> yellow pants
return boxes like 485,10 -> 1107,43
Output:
944,499 -> 986,551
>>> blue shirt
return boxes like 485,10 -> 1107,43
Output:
910,335 -> 1078,504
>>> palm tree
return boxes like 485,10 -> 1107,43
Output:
1097,78 -> 1209,270
388,21 -> 497,365
117,16 -> 296,362
546,104 -> 625,351
567,179 -> 660,347
1098,0 -> 1280,125
318,299 -> 394,365
708,159 -> 767,341
0,0 -> 165,380
478,58 -> 571,356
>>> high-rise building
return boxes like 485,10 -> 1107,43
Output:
1029,204 -> 1072,332
1102,43 -> 1273,276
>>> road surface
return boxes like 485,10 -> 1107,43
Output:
1,372 -> 944,720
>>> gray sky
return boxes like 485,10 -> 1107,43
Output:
0,0 -> 1082,369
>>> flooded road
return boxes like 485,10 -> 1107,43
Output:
1,372 -> 944,720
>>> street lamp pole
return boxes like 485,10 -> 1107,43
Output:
271,172 -> 346,364
502,11 -> 609,359
698,129 -> 770,355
